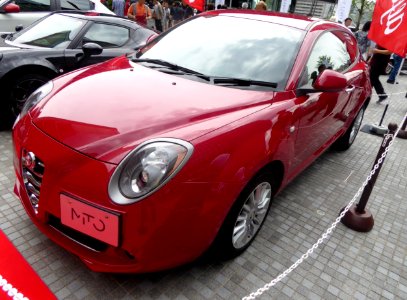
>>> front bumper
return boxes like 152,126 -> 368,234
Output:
13,116 -> 239,273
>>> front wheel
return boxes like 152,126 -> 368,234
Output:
211,173 -> 274,259
9,74 -> 50,117
333,105 -> 365,151
0,74 -> 50,130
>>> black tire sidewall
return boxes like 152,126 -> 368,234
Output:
8,73 -> 50,118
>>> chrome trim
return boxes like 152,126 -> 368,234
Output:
108,138 -> 194,205
23,170 -> 42,187
21,150 -> 44,214
26,167 -> 43,179
26,183 -> 40,197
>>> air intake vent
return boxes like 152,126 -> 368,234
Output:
21,150 -> 44,214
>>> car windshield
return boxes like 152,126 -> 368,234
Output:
12,14 -> 86,48
137,15 -> 304,89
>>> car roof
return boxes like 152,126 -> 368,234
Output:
202,10 -> 333,31
49,11 -> 142,28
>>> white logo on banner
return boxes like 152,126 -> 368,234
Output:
380,0 -> 406,35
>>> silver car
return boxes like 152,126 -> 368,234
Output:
0,0 -> 114,34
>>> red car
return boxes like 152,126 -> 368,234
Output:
13,10 -> 371,273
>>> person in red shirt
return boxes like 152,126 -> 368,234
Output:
124,0 -> 131,15
127,0 -> 152,26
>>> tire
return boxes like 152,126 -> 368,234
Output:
0,74 -> 49,130
332,105 -> 365,151
210,172 -> 275,259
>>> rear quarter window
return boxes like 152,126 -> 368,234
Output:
13,0 -> 51,11
60,0 -> 93,10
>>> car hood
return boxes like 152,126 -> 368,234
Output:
0,46 -> 21,52
32,56 -> 274,164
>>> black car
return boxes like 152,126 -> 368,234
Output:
0,11 -> 157,129
0,0 -> 114,35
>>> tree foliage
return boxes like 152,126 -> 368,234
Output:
351,0 -> 376,30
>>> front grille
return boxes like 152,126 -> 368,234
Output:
21,150 -> 44,214
48,214 -> 108,252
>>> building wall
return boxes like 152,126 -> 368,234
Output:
294,0 -> 335,19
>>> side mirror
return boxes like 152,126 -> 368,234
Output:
82,42 -> 103,56
313,69 -> 347,91
296,69 -> 347,96
15,25 -> 24,32
4,3 -> 20,13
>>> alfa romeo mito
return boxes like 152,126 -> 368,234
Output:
13,10 -> 372,273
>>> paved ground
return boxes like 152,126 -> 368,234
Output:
1,76 -> 406,300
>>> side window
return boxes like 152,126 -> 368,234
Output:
341,32 -> 358,63
81,23 -> 129,48
60,0 -> 92,10
300,31 -> 351,87
14,0 -> 51,11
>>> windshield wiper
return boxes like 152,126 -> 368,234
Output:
158,69 -> 210,81
132,58 -> 210,81
66,1 -> 80,9
213,77 -> 277,88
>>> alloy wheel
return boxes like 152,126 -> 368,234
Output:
232,182 -> 272,249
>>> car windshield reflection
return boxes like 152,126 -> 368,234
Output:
137,15 -> 304,89
11,14 -> 86,48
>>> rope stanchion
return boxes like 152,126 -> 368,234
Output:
341,123 -> 397,232
396,116 -> 407,139
361,90 -> 406,135
242,113 -> 407,300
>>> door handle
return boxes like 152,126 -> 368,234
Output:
345,85 -> 355,93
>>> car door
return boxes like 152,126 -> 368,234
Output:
290,30 -> 359,172
0,0 -> 57,34
64,21 -> 132,70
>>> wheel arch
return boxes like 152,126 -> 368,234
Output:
0,64 -> 58,87
205,158 -> 285,259
250,159 -> 285,196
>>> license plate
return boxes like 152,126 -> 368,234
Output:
60,195 -> 119,247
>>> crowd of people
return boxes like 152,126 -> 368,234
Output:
108,0 -> 270,31
109,0 -> 194,31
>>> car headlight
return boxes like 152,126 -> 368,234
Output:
19,81 -> 53,119
109,138 -> 194,205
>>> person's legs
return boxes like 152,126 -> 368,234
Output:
387,54 -> 403,83
370,69 -> 387,101
155,19 -> 163,31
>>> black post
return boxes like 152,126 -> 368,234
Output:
402,117 -> 407,130
378,104 -> 389,127
397,116 -> 407,139
341,123 -> 398,232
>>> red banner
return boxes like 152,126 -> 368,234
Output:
183,0 -> 204,12
368,0 -> 407,56
0,230 -> 56,300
